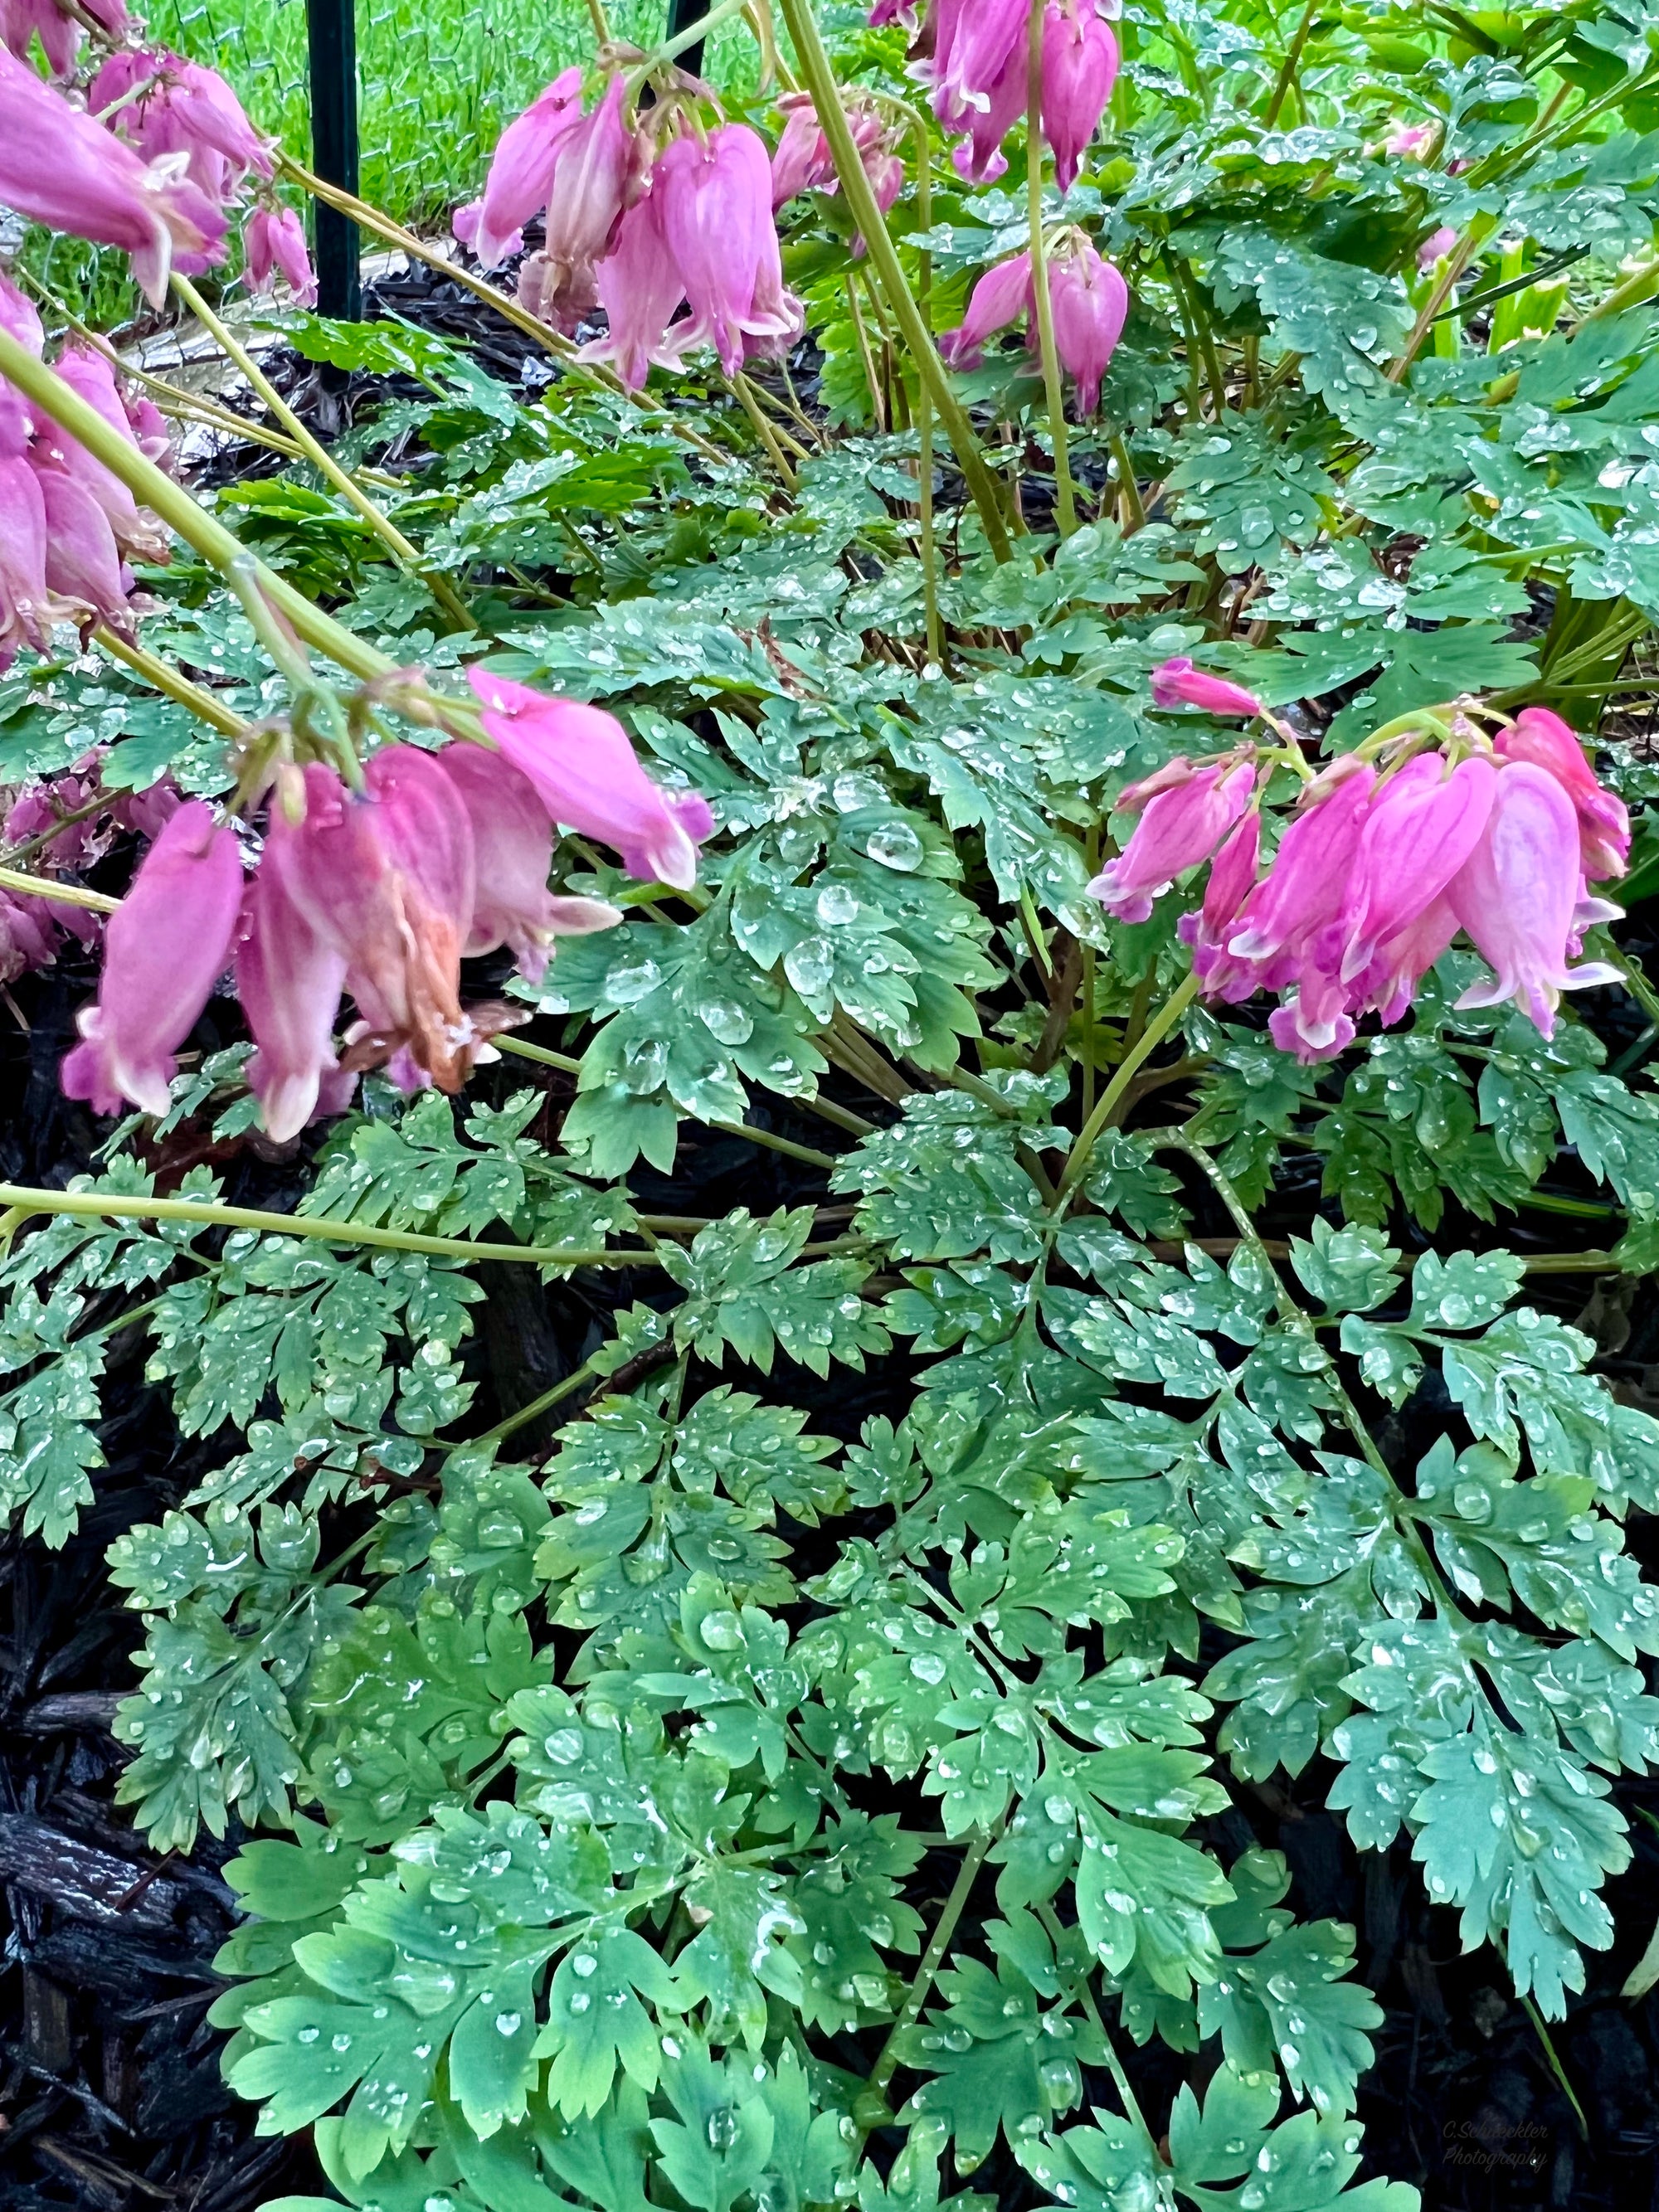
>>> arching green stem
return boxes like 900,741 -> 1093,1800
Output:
775,0 -> 1013,559
1026,0 -> 1078,535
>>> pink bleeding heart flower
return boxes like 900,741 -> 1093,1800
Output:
1496,707 -> 1629,881
236,857 -> 354,1145
1150,656 -> 1262,718
0,49 -> 226,302
579,194 -> 688,391
947,41 -> 1027,185
1225,762 -> 1378,979
433,741 -> 621,983
60,799 -> 242,1116
32,463 -> 135,638
263,749 -> 482,1096
1041,0 -> 1119,193
533,74 -> 649,333
933,0 -> 1027,131
0,455 -> 71,671
771,95 -> 836,206
1335,752 -> 1496,983
1417,225 -> 1457,270
654,125 -> 802,374
1047,236 -> 1128,414
466,666 -> 713,891
89,50 -> 271,207
1090,758 -> 1257,924
940,250 -> 1033,367
243,205 -> 318,308
0,888 -> 70,982
467,66 -> 584,269
1178,807 -> 1260,991
1447,761 -> 1623,1038
36,342 -> 171,563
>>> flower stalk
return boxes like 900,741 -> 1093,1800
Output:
1026,0 -> 1078,535
0,321 -> 394,686
170,272 -> 475,633
775,0 -> 1014,559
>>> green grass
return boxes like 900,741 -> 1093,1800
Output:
24,0 -> 756,327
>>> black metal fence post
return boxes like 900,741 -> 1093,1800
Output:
667,0 -> 712,76
305,0 -> 361,319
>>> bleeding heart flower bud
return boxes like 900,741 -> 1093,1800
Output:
1149,657 -> 1263,718
654,125 -> 803,376
60,800 -> 242,1116
1448,761 -> 1623,1037
243,205 -> 318,308
36,342 -> 171,563
578,194 -> 688,391
32,463 -> 135,639
89,50 -> 271,207
236,858 -> 353,1145
1090,759 -> 1258,924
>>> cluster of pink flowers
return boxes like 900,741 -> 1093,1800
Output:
455,70 -> 801,386
0,36 -> 312,308
873,0 -> 1118,187
1092,667 -> 1630,1059
770,90 -> 904,250
0,270 -> 172,666
60,671 -> 713,1140
941,236 -> 1128,412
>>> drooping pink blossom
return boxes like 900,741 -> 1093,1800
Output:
771,95 -> 835,207
36,342 -> 170,563
1047,237 -> 1128,413
465,65 -> 584,269
1090,758 -> 1258,924
0,455 -> 62,671
243,205 -> 318,308
1496,707 -> 1629,881
1224,763 -> 1378,978
262,750 -> 480,1095
1041,0 -> 1119,192
1447,761 -> 1623,1037
533,74 -> 648,333
578,195 -> 688,391
1150,657 -> 1262,718
1335,753 -> 1496,984
932,0 -> 1026,133
89,50 -> 271,207
939,250 -> 1033,367
466,667 -> 713,891
434,741 -> 620,983
32,464 -> 135,638
654,125 -> 802,374
60,800 -> 242,1116
1178,808 -> 1260,988
236,859 -> 353,1144
1384,122 -> 1435,159
0,48 -> 226,302
949,44 -> 1027,184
